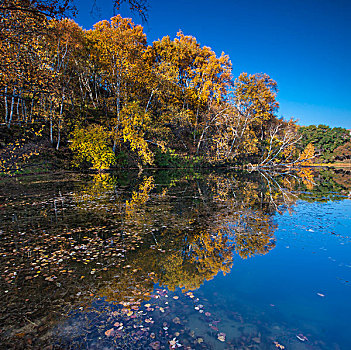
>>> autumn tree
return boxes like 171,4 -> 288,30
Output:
0,9 -> 306,171
44,18 -> 87,148
0,1 -> 52,127
233,73 -> 278,157
70,124 -> 116,171
86,15 -> 155,164
298,142 -> 315,165
196,73 -> 300,165
146,32 -> 232,151
0,0 -> 80,128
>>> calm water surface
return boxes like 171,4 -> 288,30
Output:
0,168 -> 350,349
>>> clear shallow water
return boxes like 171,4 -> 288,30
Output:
0,169 -> 350,349
199,199 -> 351,349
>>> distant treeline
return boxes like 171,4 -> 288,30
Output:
298,125 -> 351,163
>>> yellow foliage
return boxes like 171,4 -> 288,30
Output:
125,176 -> 155,218
299,143 -> 315,165
120,102 -> 154,165
70,124 -> 116,170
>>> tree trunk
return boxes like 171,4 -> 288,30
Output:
16,94 -> 20,124
56,118 -> 61,150
21,98 -> 27,123
29,97 -> 34,123
4,86 -> 8,124
145,90 -> 154,113
49,100 -> 53,144
8,88 -> 15,128
56,93 -> 65,150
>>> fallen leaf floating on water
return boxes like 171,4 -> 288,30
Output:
217,332 -> 226,342
149,341 -> 160,350
169,338 -> 181,349
274,341 -> 285,349
172,317 -> 181,324
296,334 -> 308,342
105,328 -> 114,337
252,337 -> 261,344
210,324 -> 218,331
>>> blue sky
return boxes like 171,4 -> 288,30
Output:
74,0 -> 351,128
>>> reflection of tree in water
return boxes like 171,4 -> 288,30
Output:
206,173 -> 280,259
99,170 -> 305,300
155,227 -> 234,291
297,167 -> 315,190
4,168 -> 345,348
73,173 -> 156,221
76,173 -> 116,202
125,176 -> 155,219
299,168 -> 351,202
230,211 -> 276,259
72,173 -> 123,220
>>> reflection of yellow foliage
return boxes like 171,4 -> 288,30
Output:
210,176 -> 231,201
190,229 -> 233,276
297,167 -> 315,190
233,212 -> 276,259
160,252 -> 202,291
72,173 -> 125,217
281,176 -> 296,191
125,176 -> 155,218
296,143 -> 315,190
160,188 -> 168,197
76,173 -> 115,202
98,265 -> 155,305
208,174 -> 278,259
81,172 -> 300,306
157,229 -> 233,291
209,174 -> 260,208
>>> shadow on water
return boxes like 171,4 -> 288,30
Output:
0,168 -> 350,349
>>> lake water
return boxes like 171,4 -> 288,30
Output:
0,168 -> 350,349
